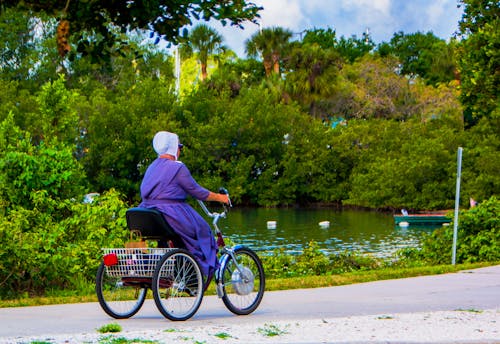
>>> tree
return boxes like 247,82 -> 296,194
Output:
284,42 -> 342,118
333,55 -> 416,120
245,27 -> 293,76
181,24 -> 225,81
456,0 -> 500,126
378,31 -> 457,85
302,27 -> 337,49
302,27 -> 374,63
335,32 -> 375,63
2,0 -> 261,61
0,8 -> 36,82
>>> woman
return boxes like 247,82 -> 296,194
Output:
139,131 -> 229,279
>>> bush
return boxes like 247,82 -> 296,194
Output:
0,190 -> 129,298
261,241 -> 382,278
0,116 -> 131,298
399,196 -> 499,264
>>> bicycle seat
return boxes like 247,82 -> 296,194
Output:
125,207 -> 184,247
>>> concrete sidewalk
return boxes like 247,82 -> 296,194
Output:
1,265 -> 499,343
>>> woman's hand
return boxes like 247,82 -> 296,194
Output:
206,191 -> 230,204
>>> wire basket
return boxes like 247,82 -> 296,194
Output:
102,248 -> 172,278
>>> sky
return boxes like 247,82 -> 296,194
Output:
204,0 -> 464,57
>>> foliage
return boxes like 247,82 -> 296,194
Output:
0,7 -> 37,84
335,56 -> 416,120
245,27 -> 293,76
32,75 -> 82,146
3,0 -> 261,62
461,115 -> 500,201
0,113 -> 129,298
0,113 -> 87,210
303,27 -> 375,63
284,42 -> 342,118
345,119 -> 462,209
456,196 -> 499,262
457,0 -> 500,126
336,32 -> 375,63
181,24 -> 225,81
378,31 -> 457,85
0,188 -> 129,298
302,27 -> 337,49
98,323 -> 122,333
257,324 -> 289,337
261,242 -> 382,279
399,197 -> 499,264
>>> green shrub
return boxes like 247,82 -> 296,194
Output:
0,189 -> 128,298
399,196 -> 499,264
261,241 -> 382,278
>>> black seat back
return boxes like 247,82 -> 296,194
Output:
125,207 -> 183,247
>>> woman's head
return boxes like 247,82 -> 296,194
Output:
153,131 -> 180,159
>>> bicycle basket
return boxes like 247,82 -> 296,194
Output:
101,248 -> 171,278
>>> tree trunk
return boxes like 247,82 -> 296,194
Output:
201,62 -> 208,81
263,59 -> 272,77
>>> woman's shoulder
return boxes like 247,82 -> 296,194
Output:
150,158 -> 185,170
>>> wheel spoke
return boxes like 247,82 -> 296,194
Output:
152,249 -> 204,321
96,262 -> 147,319
221,247 -> 265,315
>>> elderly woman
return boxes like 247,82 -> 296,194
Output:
139,131 -> 229,279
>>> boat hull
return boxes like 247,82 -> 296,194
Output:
394,214 -> 451,226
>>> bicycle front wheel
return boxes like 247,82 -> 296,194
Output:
96,262 -> 147,319
152,249 -> 204,321
220,247 -> 265,315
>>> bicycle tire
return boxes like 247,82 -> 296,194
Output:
95,262 -> 147,319
220,246 -> 265,315
152,249 -> 204,321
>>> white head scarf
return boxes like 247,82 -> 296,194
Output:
152,131 -> 179,159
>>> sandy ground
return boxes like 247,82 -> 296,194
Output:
2,308 -> 499,344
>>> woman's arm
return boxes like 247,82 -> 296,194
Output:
205,191 -> 229,204
176,163 -> 229,204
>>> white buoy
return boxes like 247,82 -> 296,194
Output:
267,221 -> 277,229
399,221 -> 410,228
319,221 -> 330,228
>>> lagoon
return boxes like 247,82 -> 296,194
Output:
214,207 -> 437,257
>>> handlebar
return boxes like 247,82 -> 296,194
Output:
197,188 -> 231,234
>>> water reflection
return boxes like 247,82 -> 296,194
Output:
209,207 -> 437,257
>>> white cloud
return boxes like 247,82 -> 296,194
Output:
200,0 -> 462,57
256,0 -> 305,29
340,0 -> 391,15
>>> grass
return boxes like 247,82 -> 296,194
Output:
257,323 -> 289,337
0,262 -> 494,308
97,336 -> 159,344
454,308 -> 483,313
214,332 -> 233,339
97,323 -> 122,333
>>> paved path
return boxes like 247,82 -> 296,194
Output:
0,265 -> 499,342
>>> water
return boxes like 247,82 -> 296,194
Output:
212,207 -> 437,257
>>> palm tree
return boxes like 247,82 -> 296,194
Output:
285,43 -> 342,118
245,27 -> 293,77
182,24 -> 225,81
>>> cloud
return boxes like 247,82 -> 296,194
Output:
257,0 -> 305,29
199,0 -> 462,57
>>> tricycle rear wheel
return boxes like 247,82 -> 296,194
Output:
96,262 -> 147,319
152,249 -> 204,321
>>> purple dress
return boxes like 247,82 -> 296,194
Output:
139,158 -> 219,277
